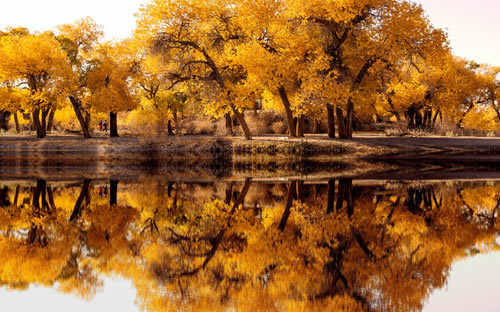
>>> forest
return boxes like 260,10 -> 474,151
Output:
0,0 -> 499,140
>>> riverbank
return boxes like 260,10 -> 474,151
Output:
0,134 -> 499,166
0,134 -> 499,180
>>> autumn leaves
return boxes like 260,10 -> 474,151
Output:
0,0 -> 498,140
134,0 -> 454,139
0,20 -> 138,138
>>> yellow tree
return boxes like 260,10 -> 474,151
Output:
283,0 -> 448,139
136,0 -> 255,139
86,42 -> 138,137
232,0 -> 330,137
0,32 -> 71,138
57,17 -> 103,138
387,56 -> 499,131
130,47 -> 187,135
0,28 -> 31,133
0,86 -> 29,132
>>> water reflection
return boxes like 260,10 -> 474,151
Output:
0,178 -> 498,311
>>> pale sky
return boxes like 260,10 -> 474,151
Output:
0,0 -> 498,65
415,0 -> 500,66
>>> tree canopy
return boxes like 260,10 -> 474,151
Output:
0,1 -> 498,139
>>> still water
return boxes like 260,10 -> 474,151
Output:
0,177 -> 497,311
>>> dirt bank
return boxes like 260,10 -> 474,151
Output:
0,134 -> 499,168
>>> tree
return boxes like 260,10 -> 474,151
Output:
231,0 -> 329,138
283,0 -> 448,139
387,56 -> 499,132
0,28 -> 31,133
0,86 -> 29,132
131,53 -> 188,135
56,17 -> 104,138
0,32 -> 71,138
136,0 -> 255,139
85,43 -> 138,137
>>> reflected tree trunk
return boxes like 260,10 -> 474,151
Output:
225,183 -> 234,205
336,179 -> 353,216
296,180 -> 305,202
327,179 -> 336,214
110,180 -> 118,207
47,187 -> 57,212
69,179 -> 91,222
279,181 -> 297,232
13,185 -> 20,208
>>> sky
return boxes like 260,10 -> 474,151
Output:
0,0 -> 146,41
0,0 -> 498,66
415,0 -> 500,66
0,250 -> 498,312
424,252 -> 500,311
0,278 -> 140,312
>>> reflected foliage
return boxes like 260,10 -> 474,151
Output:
0,178 -> 498,311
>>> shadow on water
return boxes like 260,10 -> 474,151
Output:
0,176 -> 498,311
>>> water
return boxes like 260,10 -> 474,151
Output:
0,177 -> 497,312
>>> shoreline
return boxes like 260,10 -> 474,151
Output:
0,134 -> 499,161
0,134 -> 498,180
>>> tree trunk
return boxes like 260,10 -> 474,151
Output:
278,87 -> 297,137
225,113 -> 233,136
432,109 -> 441,128
326,104 -> 336,139
14,112 -> 20,133
32,109 -> 45,139
69,96 -> 92,138
167,119 -> 174,135
110,112 -> 119,137
296,116 -> 305,137
233,110 -> 252,140
110,180 -> 118,207
493,105 -> 500,124
387,96 -> 401,122
313,120 -> 321,134
41,108 -> 48,138
0,111 -> 10,131
336,107 -> 348,139
47,108 -> 56,132
345,98 -> 354,139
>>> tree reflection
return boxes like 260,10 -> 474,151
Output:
0,179 -> 497,311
